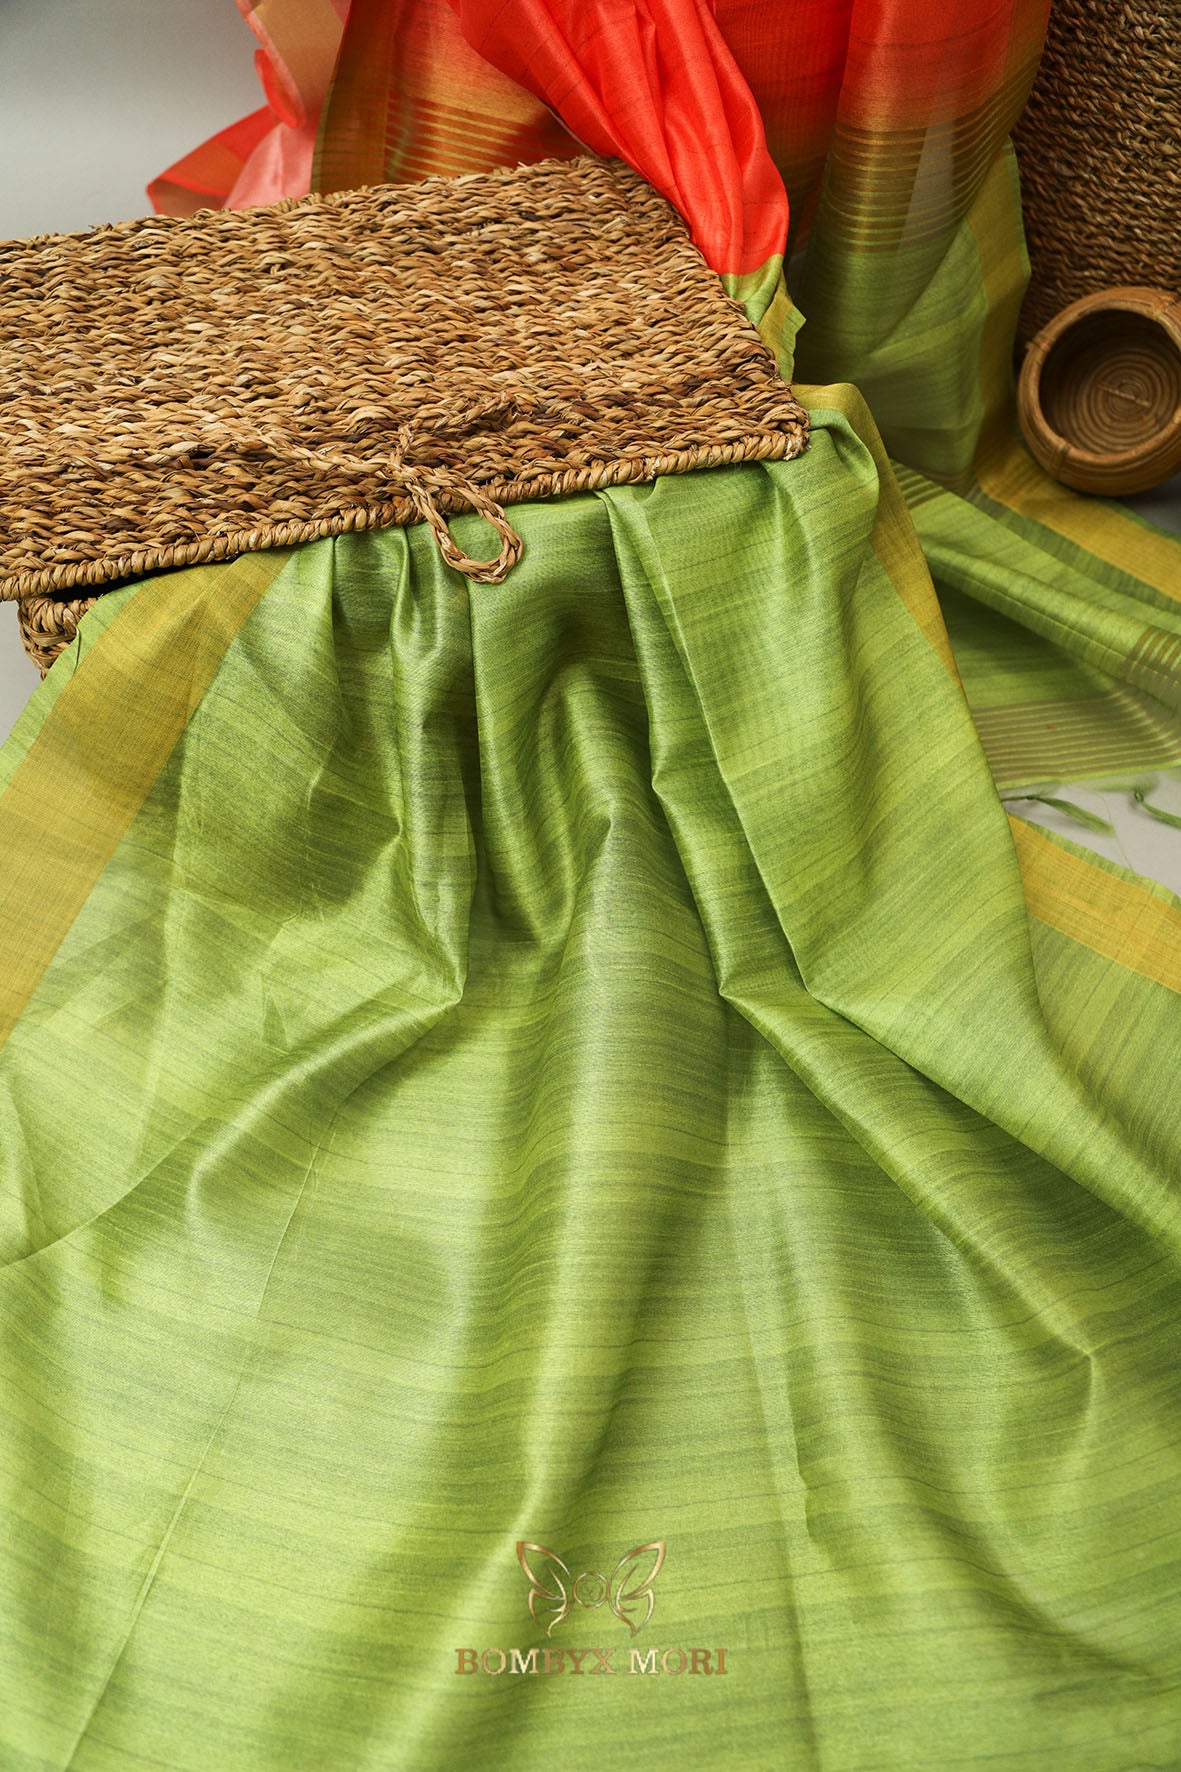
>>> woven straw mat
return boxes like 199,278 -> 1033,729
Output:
1,155 -> 808,671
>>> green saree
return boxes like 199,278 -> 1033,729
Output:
5,0 -> 1181,1764
3,400 -> 1181,1766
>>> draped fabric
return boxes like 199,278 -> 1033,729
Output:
5,4 -> 1181,1768
152,0 -> 1181,798
6,442 -> 1181,1770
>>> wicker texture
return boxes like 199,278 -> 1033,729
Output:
1017,286 -> 1181,493
0,154 -> 807,675
17,594 -> 98,675
1013,0 -> 1181,348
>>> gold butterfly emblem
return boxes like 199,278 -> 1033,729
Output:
516,1540 -> 666,1637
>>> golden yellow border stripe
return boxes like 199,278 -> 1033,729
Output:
1009,814 -> 1181,996
979,443 -> 1181,601
0,552 -> 286,1048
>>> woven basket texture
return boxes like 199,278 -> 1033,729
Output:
1013,0 -> 1181,347
1017,285 -> 1181,493
0,154 -> 807,672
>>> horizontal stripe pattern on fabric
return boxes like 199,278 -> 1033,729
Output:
4,452 -> 1181,1768
974,689 -> 1181,790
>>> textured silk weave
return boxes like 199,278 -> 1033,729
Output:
3,4 -> 1181,1767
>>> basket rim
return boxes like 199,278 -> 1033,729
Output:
1019,283 -> 1181,468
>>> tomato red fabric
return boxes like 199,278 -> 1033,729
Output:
444,0 -> 789,274
150,0 -> 1049,283
147,107 -> 276,217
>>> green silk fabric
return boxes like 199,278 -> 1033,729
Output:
3,407 -> 1181,1767
787,145 -> 1181,805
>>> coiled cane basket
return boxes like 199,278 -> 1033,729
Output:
0,156 -> 809,674
1012,0 -> 1181,350
1017,284 -> 1181,494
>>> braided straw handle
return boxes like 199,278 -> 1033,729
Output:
267,431 -> 525,583
139,418 -> 526,584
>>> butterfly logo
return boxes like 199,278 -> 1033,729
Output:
516,1540 -> 666,1637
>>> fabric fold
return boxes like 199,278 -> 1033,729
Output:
8,3 -> 1180,1762
4,428 -> 1181,1767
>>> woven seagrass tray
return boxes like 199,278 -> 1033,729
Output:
1013,0 -> 1181,348
0,155 -> 809,673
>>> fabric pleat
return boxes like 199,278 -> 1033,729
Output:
3,402 -> 1181,1766
5,4 -> 1181,1766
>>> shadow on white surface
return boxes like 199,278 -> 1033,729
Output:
0,604 -> 43,745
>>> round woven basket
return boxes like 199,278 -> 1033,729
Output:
1017,286 -> 1181,495
1012,0 -> 1180,350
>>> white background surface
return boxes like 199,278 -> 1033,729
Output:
2,2 -> 1180,890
